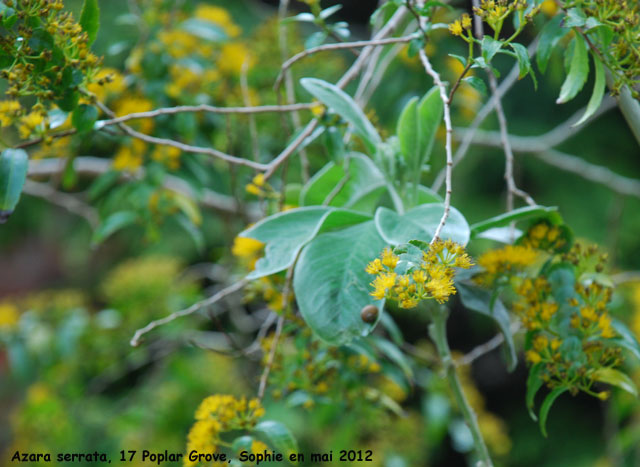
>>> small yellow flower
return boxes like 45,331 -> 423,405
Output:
597,313 -> 615,338
381,247 -> 399,269
365,258 -> 383,275
232,236 -> 264,258
461,14 -> 472,29
526,350 -> 542,364
448,20 -> 463,36
0,302 -> 20,330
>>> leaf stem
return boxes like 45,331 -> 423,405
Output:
428,305 -> 494,467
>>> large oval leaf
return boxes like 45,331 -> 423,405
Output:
300,78 -> 381,154
293,220 -> 386,344
241,207 -> 370,279
374,204 -> 470,246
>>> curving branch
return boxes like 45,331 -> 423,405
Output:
130,279 -> 248,347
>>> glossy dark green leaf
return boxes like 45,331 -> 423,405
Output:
481,36 -> 502,62
539,387 -> 568,437
536,15 -> 567,74
509,42 -> 531,79
557,34 -> 589,104
463,76 -> 487,95
79,0 -> 100,44
72,104 -> 98,133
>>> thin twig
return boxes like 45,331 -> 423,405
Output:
414,0 -> 452,243
241,59 -> 260,162
130,279 -> 248,347
455,322 -> 521,367
471,0 -> 535,209
28,156 -> 262,219
258,314 -> 284,399
274,34 -> 418,94
97,103 -> 316,127
431,37 -> 540,192
22,180 -> 99,228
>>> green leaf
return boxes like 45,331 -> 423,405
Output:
557,34 -> 589,104
374,204 -> 470,246
180,18 -> 227,41
175,214 -> 204,253
539,387 -> 568,437
88,170 -> 120,201
526,363 -> 545,421
611,319 -> 640,362
91,211 -> 138,245
300,153 -> 385,210
71,104 -> 98,133
470,206 -> 560,238
397,87 -> 442,176
463,76 -> 487,95
509,42 -> 531,79
481,36 -> 502,62
416,185 -> 443,204
456,282 -> 517,371
572,54 -> 605,127
564,8 -> 587,28
293,221 -> 386,344
448,54 -> 467,68
253,420 -> 298,461
300,78 -> 381,153
592,368 -> 638,397
370,335 -> 413,382
537,15 -> 567,74
79,0 -> 100,44
240,207 -> 370,279
0,148 -> 28,221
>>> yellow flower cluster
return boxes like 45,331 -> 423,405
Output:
367,240 -> 473,308
520,221 -> 567,252
475,244 -> 538,286
448,14 -> 472,37
472,0 -> 537,35
185,395 -> 265,466
513,277 -> 558,331
569,282 -> 615,339
0,301 -> 20,330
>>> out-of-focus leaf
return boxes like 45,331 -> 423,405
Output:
91,211 -> 138,245
526,363 -> 544,421
79,0 -> 100,44
254,420 -> 298,462
300,78 -> 381,154
592,367 -> 638,397
539,387 -> 568,437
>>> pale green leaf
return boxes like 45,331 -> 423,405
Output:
572,54 -> 606,127
300,78 -> 381,153
557,34 -> 589,104
79,0 -> 100,44
293,221 -> 386,344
